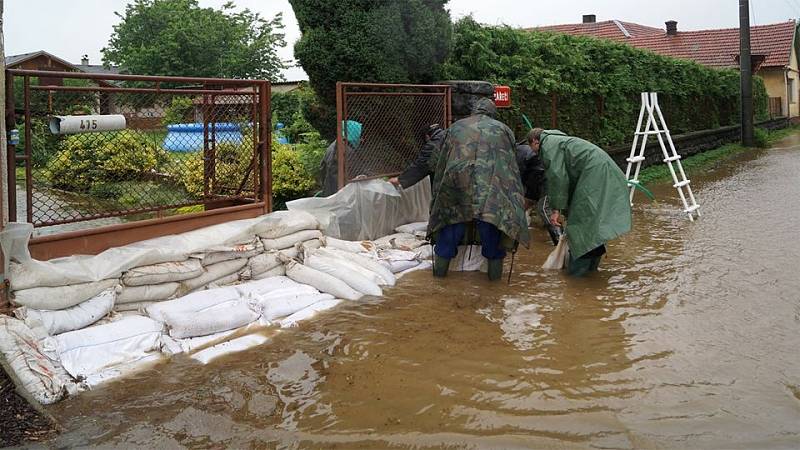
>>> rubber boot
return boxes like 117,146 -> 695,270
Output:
433,255 -> 450,278
487,258 -> 503,281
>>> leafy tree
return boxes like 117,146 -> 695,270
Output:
290,0 -> 452,138
103,0 -> 286,80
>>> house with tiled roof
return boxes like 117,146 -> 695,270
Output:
531,15 -> 800,118
4,51 -> 120,87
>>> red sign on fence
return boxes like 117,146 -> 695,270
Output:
494,85 -> 511,108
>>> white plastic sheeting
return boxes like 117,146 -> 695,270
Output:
287,178 -> 430,241
0,211 -> 320,290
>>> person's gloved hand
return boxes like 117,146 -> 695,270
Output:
549,210 -> 563,227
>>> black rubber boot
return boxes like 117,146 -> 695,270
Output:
433,256 -> 450,278
487,258 -> 503,281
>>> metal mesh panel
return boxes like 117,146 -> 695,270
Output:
338,84 -> 450,187
6,72 -> 269,229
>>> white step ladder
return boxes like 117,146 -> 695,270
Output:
625,92 -> 701,221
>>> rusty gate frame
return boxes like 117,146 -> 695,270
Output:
2,69 -> 272,260
335,82 -> 452,189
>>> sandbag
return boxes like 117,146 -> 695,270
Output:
307,249 -> 385,287
300,239 -> 322,253
255,291 -> 333,321
253,265 -> 286,280
279,246 -> 299,259
413,244 -> 433,260
114,301 -> 156,313
179,258 -> 249,294
254,210 -> 319,239
122,259 -> 203,287
197,238 -> 263,266
385,259 -> 421,274
211,272 -> 241,287
12,278 -> 119,311
321,236 -> 376,253
449,245 -> 486,272
249,252 -> 282,276
261,230 -> 323,251
375,233 -> 426,251
305,254 -> 382,296
15,289 -> 116,336
279,299 -> 343,328
163,300 -> 259,339
50,315 -> 164,380
0,317 -> 75,405
284,259 -> 362,301
236,276 -> 306,298
395,221 -> 428,235
117,282 -> 179,304
315,247 -> 396,287
191,334 -> 269,365
146,286 -> 241,323
397,260 -> 432,278
542,234 -> 569,270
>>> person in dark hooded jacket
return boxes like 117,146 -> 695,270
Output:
319,120 -> 362,196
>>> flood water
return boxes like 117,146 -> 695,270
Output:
43,136 -> 800,449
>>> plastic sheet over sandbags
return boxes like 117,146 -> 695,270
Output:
15,289 -> 116,336
287,178 -> 430,241
0,316 -> 76,404
178,258 -> 248,294
253,210 -> 320,239
122,259 -> 203,286
49,315 -> 164,380
12,278 -> 119,311
395,221 -> 428,236
261,230 -> 323,251
194,238 -> 264,266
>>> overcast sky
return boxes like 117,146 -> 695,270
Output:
5,0 -> 798,80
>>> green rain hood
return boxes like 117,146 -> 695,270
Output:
539,130 -> 632,257
428,98 -> 529,247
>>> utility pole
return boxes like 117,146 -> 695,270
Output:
739,0 -> 754,146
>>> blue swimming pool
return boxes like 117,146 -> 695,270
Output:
163,123 -> 243,152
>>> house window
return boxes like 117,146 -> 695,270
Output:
789,78 -> 796,104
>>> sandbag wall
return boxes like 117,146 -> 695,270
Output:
0,211 -> 432,405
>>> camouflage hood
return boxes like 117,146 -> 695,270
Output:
471,97 -> 497,117
427,105 -> 529,247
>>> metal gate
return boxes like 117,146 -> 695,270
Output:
5,69 -> 272,232
335,82 -> 451,189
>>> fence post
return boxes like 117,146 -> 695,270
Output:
260,81 -> 271,212
336,82 -> 345,190
5,73 -> 15,222
23,76 -> 31,224
550,93 -> 558,129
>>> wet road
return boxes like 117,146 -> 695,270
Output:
44,136 -> 800,449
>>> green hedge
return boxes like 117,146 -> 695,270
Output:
444,17 -> 769,146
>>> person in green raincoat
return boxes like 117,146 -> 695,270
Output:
527,128 -> 632,276
428,98 -> 529,281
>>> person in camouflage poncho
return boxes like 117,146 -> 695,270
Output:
427,97 -> 529,280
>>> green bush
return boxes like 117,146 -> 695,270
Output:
162,97 -> 194,126
46,132 -> 164,191
753,127 -> 769,148
444,17 -> 770,147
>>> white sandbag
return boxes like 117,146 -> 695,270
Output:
82,353 -> 164,388
279,299 -> 343,328
279,246 -> 299,259
12,278 -> 119,311
235,276 -> 305,298
320,236 -> 376,253
306,249 -> 385,286
375,233 -> 427,251
114,301 -> 156,313
542,234 -> 569,270
395,221 -> 428,235
284,259 -> 362,301
15,288 -> 116,336
211,272 -> 241,287
261,230 -> 323,251
315,247 -> 396,287
146,286 -> 241,323
51,315 -> 164,379
397,260 -> 433,279
161,328 -> 238,355
300,239 -> 322,252
248,251 -> 282,276
117,282 -> 179,304
450,245 -> 487,272
179,258 -> 249,293
0,317 -> 76,405
122,259 -> 203,286
305,254 -> 382,296
413,244 -> 434,260
255,291 -> 333,321
254,210 -> 320,239
253,265 -> 286,280
163,300 -> 259,339
196,238 -> 263,266
385,259 -> 421,274
379,248 -> 420,261
191,333 -> 269,365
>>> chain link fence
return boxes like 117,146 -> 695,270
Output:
6,70 -> 270,230
336,83 -> 451,188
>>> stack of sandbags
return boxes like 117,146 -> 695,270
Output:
319,234 -> 430,277
116,259 -> 203,313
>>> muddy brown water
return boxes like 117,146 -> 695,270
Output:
42,137 -> 800,449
